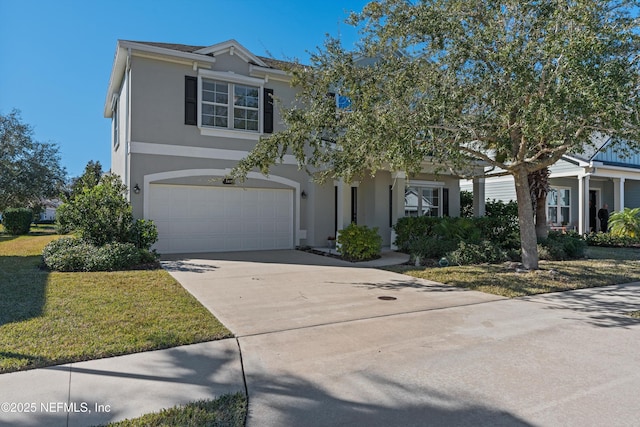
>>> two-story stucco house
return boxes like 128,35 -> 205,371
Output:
104,39 -> 476,254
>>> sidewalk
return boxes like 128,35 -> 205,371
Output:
0,340 -> 244,427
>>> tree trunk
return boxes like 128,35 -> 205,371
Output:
535,194 -> 549,240
513,168 -> 539,270
528,167 -> 550,241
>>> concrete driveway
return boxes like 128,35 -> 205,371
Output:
163,250 -> 640,427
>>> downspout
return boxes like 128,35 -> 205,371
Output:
125,48 -> 132,201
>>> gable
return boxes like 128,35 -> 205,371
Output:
194,40 -> 267,67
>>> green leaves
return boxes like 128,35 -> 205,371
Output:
0,109 -> 66,210
59,174 -> 133,246
609,207 -> 640,238
233,0 -> 640,269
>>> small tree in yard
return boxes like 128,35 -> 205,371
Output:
62,174 -> 133,246
65,160 -> 103,202
231,0 -> 640,270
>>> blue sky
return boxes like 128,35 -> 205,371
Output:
0,0 -> 368,177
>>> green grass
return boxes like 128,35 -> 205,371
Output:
386,246 -> 640,298
101,393 -> 247,427
0,231 -> 232,373
630,311 -> 640,319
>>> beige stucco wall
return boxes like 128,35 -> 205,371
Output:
110,74 -> 128,183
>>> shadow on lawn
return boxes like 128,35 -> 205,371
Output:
0,255 -> 48,326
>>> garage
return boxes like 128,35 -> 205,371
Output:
148,184 -> 294,253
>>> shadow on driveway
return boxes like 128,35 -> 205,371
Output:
246,370 -> 532,427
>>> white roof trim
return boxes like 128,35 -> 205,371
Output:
194,39 -> 267,67
249,64 -> 291,82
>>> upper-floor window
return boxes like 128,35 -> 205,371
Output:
185,73 -> 273,139
201,79 -> 259,132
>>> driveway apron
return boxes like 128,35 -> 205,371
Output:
163,251 -> 640,427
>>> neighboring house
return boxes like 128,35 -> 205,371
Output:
39,199 -> 62,222
104,39 -> 479,254
463,137 -> 640,234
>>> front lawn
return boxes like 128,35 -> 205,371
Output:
102,393 -> 247,427
0,231 -> 231,373
387,246 -> 640,298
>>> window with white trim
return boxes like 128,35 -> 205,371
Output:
405,186 -> 441,217
547,187 -> 571,225
201,79 -> 259,132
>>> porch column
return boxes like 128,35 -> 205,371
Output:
614,178 -> 626,211
578,175 -> 590,234
472,177 -> 486,217
390,171 -> 406,250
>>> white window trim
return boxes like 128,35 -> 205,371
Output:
547,186 -> 572,226
197,73 -> 264,139
404,184 -> 443,217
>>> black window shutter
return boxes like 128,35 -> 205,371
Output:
443,188 -> 449,217
184,76 -> 197,125
263,88 -> 274,133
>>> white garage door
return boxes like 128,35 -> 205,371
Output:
148,184 -> 294,253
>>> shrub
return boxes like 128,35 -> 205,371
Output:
129,219 -> 159,250
61,174 -> 133,246
337,223 -> 382,261
433,217 -> 482,242
538,231 -> 586,260
608,207 -> 640,238
1,208 -> 32,235
393,216 -> 441,252
408,237 -> 458,259
42,237 -> 96,272
460,190 -> 474,217
585,232 -> 640,247
485,199 -> 519,219
42,237 -> 155,272
87,242 -> 142,271
447,240 -> 509,265
58,174 -> 159,250
475,216 -> 521,250
54,203 -> 74,234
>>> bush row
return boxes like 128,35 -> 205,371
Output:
584,232 -> 640,247
393,204 -> 587,265
42,237 -> 158,272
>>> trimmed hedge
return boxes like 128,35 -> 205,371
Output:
2,208 -> 32,235
393,201 -> 587,265
42,237 -> 158,272
585,232 -> 640,248
394,214 -> 520,259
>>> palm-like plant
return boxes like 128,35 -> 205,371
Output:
608,207 -> 640,238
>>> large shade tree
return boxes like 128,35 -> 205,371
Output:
0,109 -> 66,211
234,0 -> 640,269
